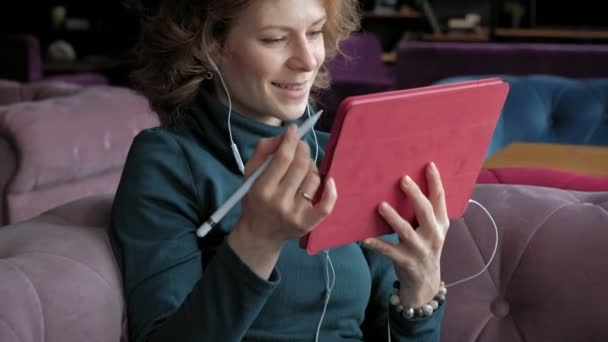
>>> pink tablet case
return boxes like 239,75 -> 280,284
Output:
300,77 -> 509,255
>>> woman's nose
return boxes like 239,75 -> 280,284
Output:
288,37 -> 319,71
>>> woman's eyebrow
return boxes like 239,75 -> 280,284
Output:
311,15 -> 327,26
259,15 -> 327,31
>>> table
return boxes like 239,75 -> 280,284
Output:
483,142 -> 608,176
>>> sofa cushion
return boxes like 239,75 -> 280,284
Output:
0,85 -> 157,194
442,184 -> 608,341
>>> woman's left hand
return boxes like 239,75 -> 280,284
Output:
363,161 -> 449,307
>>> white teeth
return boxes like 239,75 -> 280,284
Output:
273,82 -> 303,90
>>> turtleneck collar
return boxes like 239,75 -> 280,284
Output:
187,89 -> 317,173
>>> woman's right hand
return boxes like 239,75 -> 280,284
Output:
227,124 -> 337,278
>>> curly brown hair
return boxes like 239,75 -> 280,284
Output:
127,0 -> 361,126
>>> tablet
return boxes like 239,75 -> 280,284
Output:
300,77 -> 509,255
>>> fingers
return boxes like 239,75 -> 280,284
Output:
244,125 -> 294,179
395,163 -> 449,251
362,237 -> 403,264
377,202 -> 417,245
304,177 -> 337,227
426,162 -> 449,229
242,122 -> 337,239
400,174 -> 437,233
296,164 -> 321,203
280,141 -> 313,198
253,125 -> 300,188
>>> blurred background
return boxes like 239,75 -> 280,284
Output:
2,0 -> 607,87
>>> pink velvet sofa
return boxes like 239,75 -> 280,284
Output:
1,169 -> 607,341
0,79 -> 159,225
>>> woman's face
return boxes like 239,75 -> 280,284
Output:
213,0 -> 327,126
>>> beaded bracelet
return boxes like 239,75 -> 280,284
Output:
389,280 -> 447,320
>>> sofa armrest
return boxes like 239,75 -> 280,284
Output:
0,80 -> 82,106
0,80 -> 23,105
0,194 -> 125,342
441,184 -> 608,342
0,85 -> 158,195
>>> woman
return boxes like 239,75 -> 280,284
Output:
110,0 -> 449,341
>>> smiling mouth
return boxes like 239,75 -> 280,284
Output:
271,82 -> 307,90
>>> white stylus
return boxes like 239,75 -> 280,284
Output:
196,110 -> 323,238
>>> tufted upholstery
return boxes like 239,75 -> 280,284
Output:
435,75 -> 608,155
441,184 -> 608,342
1,181 -> 607,341
0,80 -> 159,225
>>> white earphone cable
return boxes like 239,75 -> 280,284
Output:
307,103 -> 319,164
205,61 -> 497,335
445,199 -> 499,288
315,249 -> 335,342
208,55 -> 327,341
387,198 -> 498,340
204,59 -> 498,337
210,55 -> 319,174
208,56 -> 246,174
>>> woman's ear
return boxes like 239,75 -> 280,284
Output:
195,35 -> 220,64
205,41 -> 223,69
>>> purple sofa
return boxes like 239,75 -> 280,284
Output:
441,184 -> 608,342
395,41 -> 608,89
316,32 -> 396,131
0,80 -> 159,225
0,194 -> 124,342
1,180 -> 607,341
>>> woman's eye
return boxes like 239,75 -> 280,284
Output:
308,30 -> 323,37
261,37 -> 286,44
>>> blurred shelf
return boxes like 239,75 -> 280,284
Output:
382,51 -> 397,63
44,55 -> 129,73
494,28 -> 608,40
422,29 -> 490,42
362,10 -> 421,19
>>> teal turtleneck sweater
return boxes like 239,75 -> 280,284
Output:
109,90 -> 444,342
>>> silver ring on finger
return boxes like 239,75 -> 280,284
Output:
301,191 -> 313,201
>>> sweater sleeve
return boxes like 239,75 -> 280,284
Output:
109,129 -> 280,342
360,234 -> 445,342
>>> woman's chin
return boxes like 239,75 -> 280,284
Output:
273,103 -> 309,122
